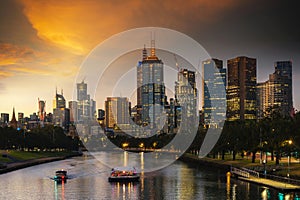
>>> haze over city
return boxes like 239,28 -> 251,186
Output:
0,0 -> 299,116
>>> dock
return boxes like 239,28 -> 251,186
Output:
230,167 -> 300,191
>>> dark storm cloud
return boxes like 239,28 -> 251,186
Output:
0,0 -> 38,45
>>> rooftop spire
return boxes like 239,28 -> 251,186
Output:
142,44 -> 147,61
151,32 -> 155,57
10,107 -> 17,129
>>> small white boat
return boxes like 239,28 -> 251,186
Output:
53,169 -> 68,182
108,167 -> 139,182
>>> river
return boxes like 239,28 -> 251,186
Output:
0,151 -> 299,200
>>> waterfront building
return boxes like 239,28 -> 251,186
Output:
175,68 -> 198,130
269,61 -> 293,116
202,59 -> 226,127
105,97 -> 131,129
257,61 -> 293,118
257,81 -> 269,119
137,42 -> 166,129
227,56 -> 257,121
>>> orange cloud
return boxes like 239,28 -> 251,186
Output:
0,42 -> 79,77
19,0 -> 237,56
0,43 -> 34,65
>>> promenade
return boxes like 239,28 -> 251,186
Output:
238,176 -> 300,191
181,153 -> 300,191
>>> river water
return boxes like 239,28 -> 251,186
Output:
0,152 -> 299,200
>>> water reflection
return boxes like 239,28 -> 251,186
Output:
1,152 -> 300,199
54,181 -> 65,200
110,182 -> 138,200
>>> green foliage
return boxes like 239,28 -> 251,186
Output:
0,125 -> 80,151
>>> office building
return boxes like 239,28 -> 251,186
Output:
53,91 -> 70,130
77,81 -> 96,122
175,68 -> 198,129
105,97 -> 130,129
137,42 -> 166,128
257,61 -> 293,118
203,59 -> 226,127
38,98 -> 46,121
227,56 -> 257,121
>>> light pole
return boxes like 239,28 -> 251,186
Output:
287,140 -> 292,178
263,159 -> 266,178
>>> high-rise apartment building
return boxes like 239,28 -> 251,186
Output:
38,98 -> 46,121
257,81 -> 269,118
69,101 -> 78,123
105,97 -> 130,129
203,59 -> 226,127
270,61 -> 293,115
175,68 -> 198,129
227,56 -> 257,121
257,61 -> 293,118
137,42 -> 165,128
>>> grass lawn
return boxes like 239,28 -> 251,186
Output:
0,150 -> 77,162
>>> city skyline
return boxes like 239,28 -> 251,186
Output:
0,0 -> 299,116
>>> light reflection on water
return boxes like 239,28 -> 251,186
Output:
0,152 -> 299,200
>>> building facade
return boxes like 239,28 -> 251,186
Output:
257,61 -> 293,118
137,42 -> 166,129
175,68 -> 198,129
105,97 -> 130,129
53,91 -> 70,130
203,58 -> 226,127
227,56 -> 257,121
77,81 -> 96,122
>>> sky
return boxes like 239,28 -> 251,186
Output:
0,0 -> 299,116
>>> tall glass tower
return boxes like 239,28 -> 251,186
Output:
137,41 -> 165,129
203,59 -> 226,127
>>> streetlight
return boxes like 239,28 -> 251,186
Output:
263,159 -> 266,178
287,140 -> 292,178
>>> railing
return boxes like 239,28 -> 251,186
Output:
231,167 -> 260,178
263,173 -> 300,186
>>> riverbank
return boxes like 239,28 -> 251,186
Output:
180,153 -> 300,179
0,150 -> 82,174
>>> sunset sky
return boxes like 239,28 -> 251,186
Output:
0,0 -> 299,116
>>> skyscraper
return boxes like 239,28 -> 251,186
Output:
38,98 -> 46,121
257,61 -> 293,117
270,61 -> 293,115
77,81 -> 96,122
69,101 -> 78,123
53,90 -> 70,130
175,69 -> 197,129
53,89 -> 66,109
227,56 -> 257,121
203,59 -> 226,127
257,81 -> 269,119
137,41 -> 165,129
105,97 -> 130,129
